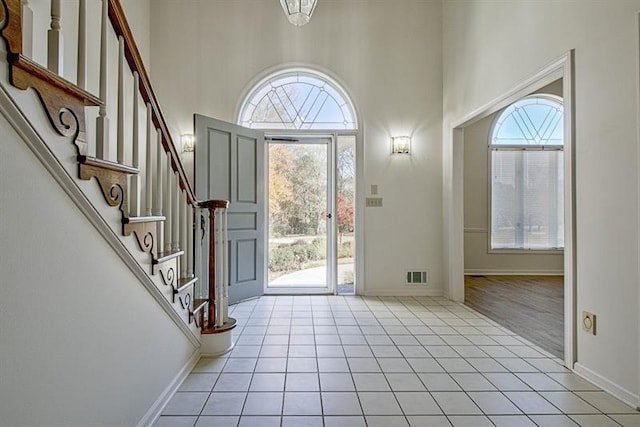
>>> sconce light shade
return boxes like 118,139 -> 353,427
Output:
181,134 -> 195,153
280,0 -> 318,26
392,136 -> 411,154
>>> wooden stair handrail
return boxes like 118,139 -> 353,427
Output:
106,0 -> 196,205
0,0 -> 235,332
1,0 -> 200,206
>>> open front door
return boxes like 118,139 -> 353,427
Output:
194,114 -> 265,304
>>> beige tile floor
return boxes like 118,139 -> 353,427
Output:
155,295 -> 640,427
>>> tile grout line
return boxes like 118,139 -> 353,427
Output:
164,295 -> 640,427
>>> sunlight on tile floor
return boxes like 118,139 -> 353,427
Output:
155,295 -> 640,427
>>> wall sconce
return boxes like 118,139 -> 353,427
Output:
181,134 -> 195,153
392,136 -> 411,154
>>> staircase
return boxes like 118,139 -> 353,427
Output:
0,1 -> 234,423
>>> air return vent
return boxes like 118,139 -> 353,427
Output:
406,270 -> 429,285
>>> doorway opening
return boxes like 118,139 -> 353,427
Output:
237,68 -> 360,296
266,135 -> 356,294
446,51 -> 576,368
462,84 -> 565,358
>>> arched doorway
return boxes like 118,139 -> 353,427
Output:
238,68 -> 360,295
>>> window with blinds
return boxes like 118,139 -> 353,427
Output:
490,95 -> 564,250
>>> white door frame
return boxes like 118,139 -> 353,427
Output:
262,130 -> 363,296
444,50 -> 576,368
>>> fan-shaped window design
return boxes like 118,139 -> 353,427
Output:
239,70 -> 357,130
492,96 -> 564,146
490,95 -> 564,250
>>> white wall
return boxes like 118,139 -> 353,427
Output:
463,80 -> 564,274
0,113 -> 196,425
121,0 -> 152,68
149,0 -> 444,295
444,0 -> 639,400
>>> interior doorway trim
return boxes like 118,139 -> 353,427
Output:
444,50 -> 576,369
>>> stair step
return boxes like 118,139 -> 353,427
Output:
174,277 -> 198,294
192,299 -> 208,312
122,218 -> 165,256
201,317 -> 237,335
189,298 -> 209,327
79,155 -> 139,175
9,53 -> 102,107
124,215 -> 165,224
78,156 -> 139,216
153,249 -> 185,265
7,52 -> 102,155
172,276 -> 198,303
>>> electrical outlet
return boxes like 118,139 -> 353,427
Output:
582,311 -> 596,335
366,197 -> 383,207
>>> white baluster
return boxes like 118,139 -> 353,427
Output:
129,72 -> 140,217
172,172 -> 180,252
215,207 -> 228,327
168,162 -> 176,254
216,208 -> 223,327
180,190 -> 187,278
155,147 -> 164,253
164,156 -> 172,254
153,129 -> 163,216
95,0 -> 109,159
117,36 -> 125,164
193,208 -> 202,298
47,0 -> 63,74
222,207 -> 229,324
193,207 -> 202,297
76,0 -> 86,88
22,0 -> 34,58
187,204 -> 194,278
144,103 -> 153,215
154,129 -> 164,251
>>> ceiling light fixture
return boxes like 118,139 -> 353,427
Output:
280,0 -> 318,26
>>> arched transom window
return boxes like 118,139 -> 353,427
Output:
490,95 -> 564,250
239,70 -> 357,130
492,96 -> 564,146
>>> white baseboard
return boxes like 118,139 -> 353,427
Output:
138,349 -> 201,427
465,269 -> 564,276
574,363 -> 639,410
363,288 -> 444,297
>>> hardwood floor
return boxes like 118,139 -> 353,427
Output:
464,275 -> 564,358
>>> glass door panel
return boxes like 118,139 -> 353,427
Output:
268,140 -> 330,290
336,136 -> 356,294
